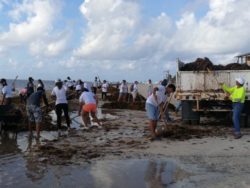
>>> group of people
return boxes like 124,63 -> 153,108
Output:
0,76 -> 106,139
144,77 -> 247,140
0,75 -> 247,140
117,80 -> 140,103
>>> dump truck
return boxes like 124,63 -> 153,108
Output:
175,57 -> 250,125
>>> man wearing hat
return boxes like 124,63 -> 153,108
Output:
51,79 -> 71,133
221,77 -> 246,139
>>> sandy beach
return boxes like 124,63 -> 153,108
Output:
15,101 -> 250,188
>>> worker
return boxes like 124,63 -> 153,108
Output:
147,79 -> 153,97
27,77 -> 35,98
221,78 -> 246,139
117,80 -> 128,102
158,79 -> 176,122
93,77 -> 98,94
51,79 -> 71,133
0,78 -> 13,105
101,80 -> 109,100
26,88 -> 49,139
145,87 -> 163,141
78,87 -> 102,129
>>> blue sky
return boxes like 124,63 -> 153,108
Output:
0,0 -> 250,82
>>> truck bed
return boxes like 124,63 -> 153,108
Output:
176,70 -> 250,101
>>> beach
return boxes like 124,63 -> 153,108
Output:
1,98 -> 250,187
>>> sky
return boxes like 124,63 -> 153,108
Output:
0,0 -> 250,82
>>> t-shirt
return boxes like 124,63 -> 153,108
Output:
158,85 -> 167,102
79,91 -> 96,104
75,84 -> 82,91
27,90 -> 47,107
119,83 -> 128,93
2,85 -> 13,98
51,86 -> 68,105
102,83 -> 109,92
132,84 -> 138,93
146,93 -> 163,107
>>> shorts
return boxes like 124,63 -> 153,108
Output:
145,103 -> 159,120
83,103 -> 97,112
26,105 -> 42,123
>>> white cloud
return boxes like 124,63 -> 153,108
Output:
74,0 -> 250,68
1,0 -> 250,81
0,0 -> 61,55
64,0 -> 250,80
75,0 -> 140,59
29,30 -> 71,57
59,56 -> 81,68
173,0 -> 250,55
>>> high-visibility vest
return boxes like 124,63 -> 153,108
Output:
222,84 -> 246,103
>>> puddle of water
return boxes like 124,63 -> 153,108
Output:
1,108 -> 118,157
0,131 -> 59,154
0,109 -> 190,188
0,159 -> 183,188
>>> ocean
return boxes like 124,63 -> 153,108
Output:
6,79 -> 55,91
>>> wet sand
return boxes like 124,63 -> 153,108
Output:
1,103 -> 250,187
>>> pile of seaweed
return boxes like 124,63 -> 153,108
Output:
180,57 -> 250,71
160,125 -> 228,140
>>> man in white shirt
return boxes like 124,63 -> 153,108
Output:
51,79 -> 71,131
0,78 -> 13,105
101,80 -> 109,100
145,83 -> 176,140
117,80 -> 128,102
131,81 -> 139,103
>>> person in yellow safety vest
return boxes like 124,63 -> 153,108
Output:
221,77 -> 246,139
